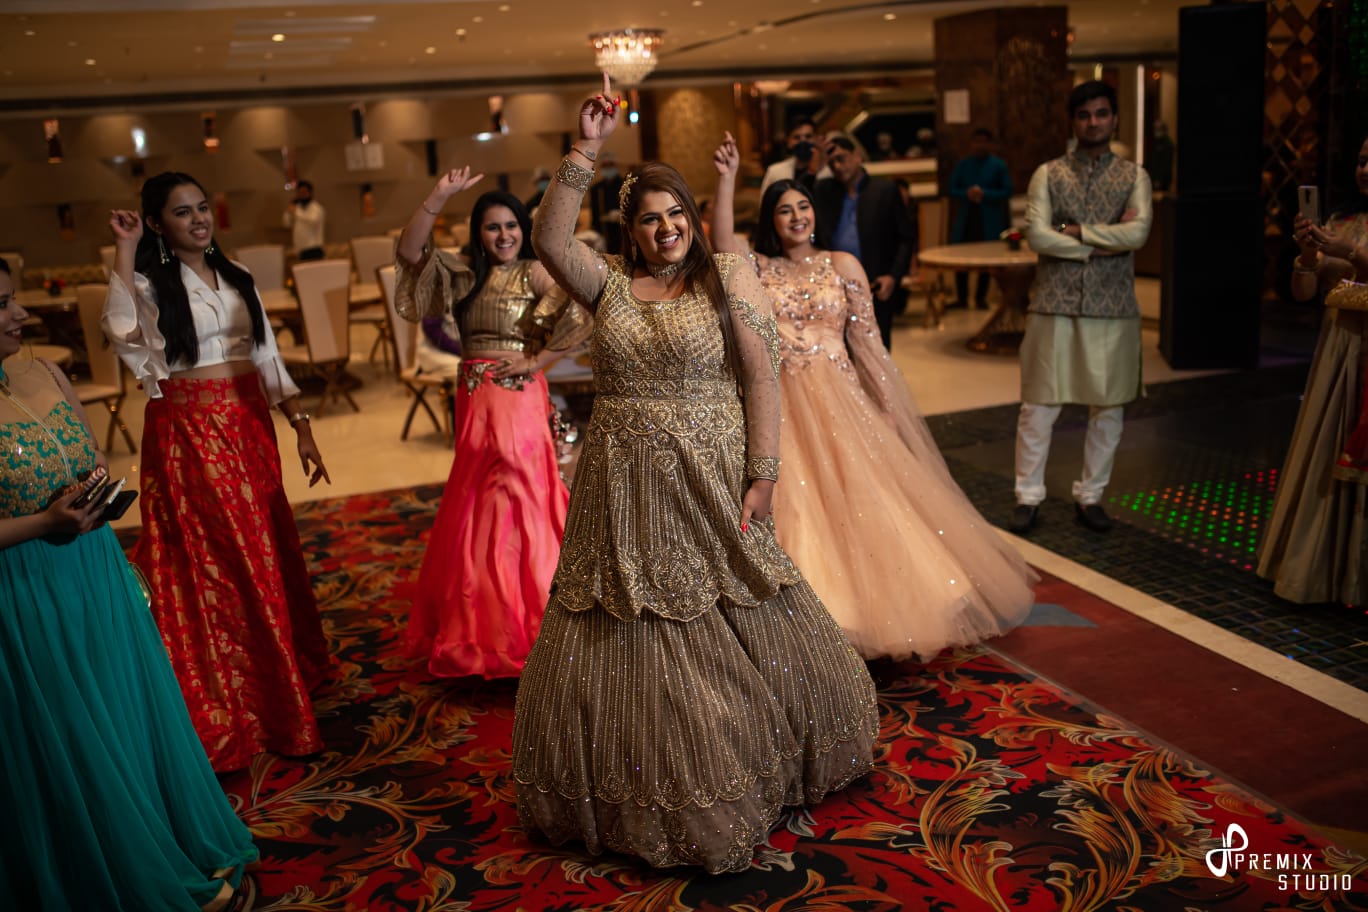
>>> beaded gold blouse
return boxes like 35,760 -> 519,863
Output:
394,249 -> 592,354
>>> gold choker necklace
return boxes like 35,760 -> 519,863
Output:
647,261 -> 683,279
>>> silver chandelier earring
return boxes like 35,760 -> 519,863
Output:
157,234 -> 171,266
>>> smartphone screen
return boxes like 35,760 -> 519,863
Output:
1298,185 -> 1320,224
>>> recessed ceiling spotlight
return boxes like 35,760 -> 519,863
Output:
498,3 -> 510,10
425,46 -> 437,54
284,10 -> 296,16
883,13 -> 896,20
272,33 -> 285,42
692,0 -> 703,5
84,58 -> 96,66
473,16 -> 484,23
456,28 -> 467,36
23,29 -> 35,36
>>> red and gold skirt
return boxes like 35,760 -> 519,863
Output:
134,374 -> 329,771
404,360 -> 568,678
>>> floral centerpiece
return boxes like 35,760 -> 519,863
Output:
999,228 -> 1024,251
43,277 -> 67,297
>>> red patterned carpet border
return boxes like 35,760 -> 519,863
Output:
195,485 -> 1365,911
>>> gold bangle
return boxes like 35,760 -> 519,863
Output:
556,157 -> 593,192
746,456 -> 780,481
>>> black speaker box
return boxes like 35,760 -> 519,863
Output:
1159,195 -> 1264,369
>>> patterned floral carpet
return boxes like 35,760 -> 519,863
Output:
211,485 -> 1366,911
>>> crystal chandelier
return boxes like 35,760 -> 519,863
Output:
590,29 -> 665,87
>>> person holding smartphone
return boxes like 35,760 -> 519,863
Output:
1258,135 -> 1368,607
0,256 -> 257,911
104,171 -> 333,773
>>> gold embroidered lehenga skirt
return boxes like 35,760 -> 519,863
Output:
511,380 -> 878,873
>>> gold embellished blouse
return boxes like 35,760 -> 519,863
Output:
394,247 -> 592,355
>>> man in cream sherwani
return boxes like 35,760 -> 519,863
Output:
1010,80 -> 1153,535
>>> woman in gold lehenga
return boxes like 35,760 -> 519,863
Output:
511,78 -> 878,873
1257,136 -> 1368,606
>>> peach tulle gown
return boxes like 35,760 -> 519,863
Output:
752,252 -> 1036,661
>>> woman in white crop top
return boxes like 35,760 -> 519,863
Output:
103,171 -> 333,773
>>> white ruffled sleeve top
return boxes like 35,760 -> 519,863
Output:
102,262 -> 301,403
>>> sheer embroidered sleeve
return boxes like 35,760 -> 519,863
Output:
393,237 -> 473,322
531,157 -> 609,311
836,253 -> 953,478
719,253 -> 781,478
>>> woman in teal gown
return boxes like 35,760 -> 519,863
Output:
0,256 -> 257,911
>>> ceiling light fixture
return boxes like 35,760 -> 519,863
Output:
590,28 -> 664,87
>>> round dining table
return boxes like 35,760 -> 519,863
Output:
916,240 -> 1038,354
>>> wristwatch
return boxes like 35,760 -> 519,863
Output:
287,412 -> 312,426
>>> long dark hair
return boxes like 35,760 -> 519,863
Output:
457,190 -> 535,316
754,179 -> 829,258
135,172 -> 265,366
618,164 -> 736,371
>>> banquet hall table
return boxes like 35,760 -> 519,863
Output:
916,241 -> 1038,354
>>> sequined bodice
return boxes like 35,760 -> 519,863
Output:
592,257 -> 731,392
755,254 -> 852,372
0,391 -> 96,521
459,260 -> 542,352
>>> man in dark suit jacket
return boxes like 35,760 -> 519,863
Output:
814,134 -> 915,349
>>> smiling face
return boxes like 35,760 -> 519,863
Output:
479,204 -> 523,266
0,269 -> 28,361
772,188 -> 815,250
630,190 -> 692,268
151,182 -> 214,258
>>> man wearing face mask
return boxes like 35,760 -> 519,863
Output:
588,153 -> 626,254
283,180 -> 326,262
761,117 -> 832,194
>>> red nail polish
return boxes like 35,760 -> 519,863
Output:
741,523 -> 749,533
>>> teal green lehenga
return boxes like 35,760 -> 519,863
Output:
0,359 -> 257,910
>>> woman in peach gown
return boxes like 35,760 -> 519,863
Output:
713,133 -> 1035,661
